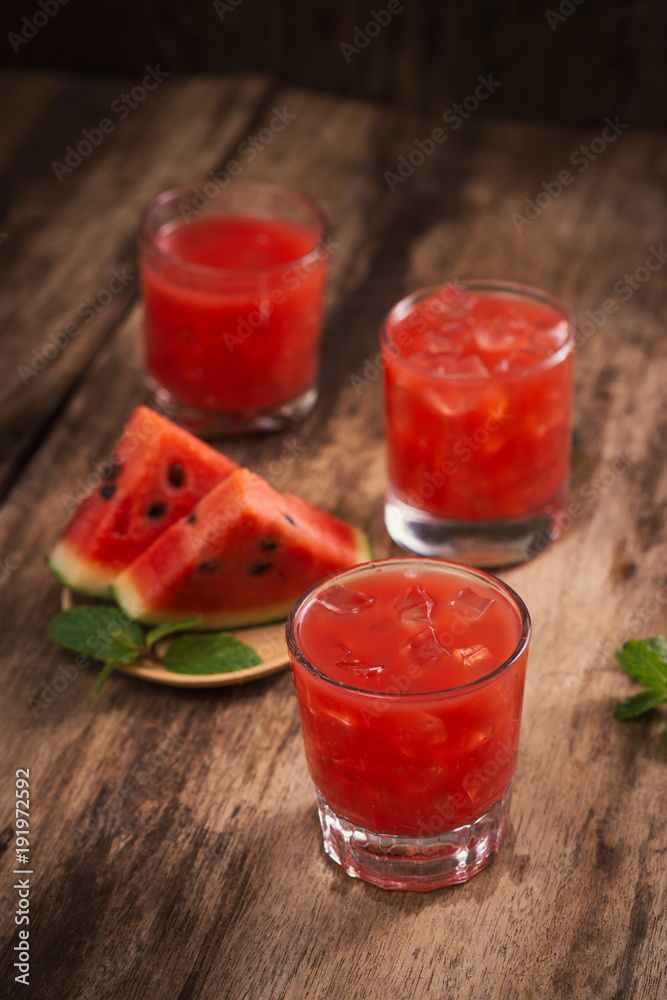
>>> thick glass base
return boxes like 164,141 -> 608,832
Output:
147,379 -> 318,438
385,484 -> 565,567
317,783 -> 512,891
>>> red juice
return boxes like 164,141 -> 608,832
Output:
382,282 -> 574,524
288,559 -> 530,840
140,180 -> 328,434
142,215 -> 326,412
382,281 -> 574,566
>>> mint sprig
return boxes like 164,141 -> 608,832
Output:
47,606 -> 261,690
614,637 -> 667,741
144,617 -> 205,646
47,606 -> 143,663
162,633 -> 262,675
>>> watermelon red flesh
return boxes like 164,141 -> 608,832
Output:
112,468 -> 372,628
48,406 -> 237,597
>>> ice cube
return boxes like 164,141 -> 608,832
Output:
455,644 -> 496,669
534,318 -> 569,349
491,357 -> 511,374
417,714 -> 449,746
435,354 -> 490,377
424,329 -> 464,356
426,287 -> 477,320
424,381 -> 484,417
506,347 -> 545,369
449,587 -> 494,624
462,773 -> 485,801
401,627 -> 450,663
474,313 -> 528,352
335,643 -> 385,677
392,585 -> 435,625
396,712 -> 449,759
318,585 -> 375,614
329,750 -> 366,783
461,722 -> 495,753
409,350 -> 448,369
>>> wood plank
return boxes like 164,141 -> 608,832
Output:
0,70 -> 273,498
1,86 -> 667,1000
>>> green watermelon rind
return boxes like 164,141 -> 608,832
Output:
111,525 -> 372,630
47,543 -> 114,599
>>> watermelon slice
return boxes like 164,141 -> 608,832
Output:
112,468 -> 371,628
48,406 -> 237,597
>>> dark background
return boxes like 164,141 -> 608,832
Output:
0,0 -> 665,128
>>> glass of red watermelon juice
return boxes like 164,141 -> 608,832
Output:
287,557 -> 531,891
140,179 -> 329,437
382,280 -> 575,566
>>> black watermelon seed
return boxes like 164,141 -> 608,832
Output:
103,464 -> 123,481
250,561 -> 272,576
260,538 -> 277,550
283,514 -> 296,525
187,513 -> 197,524
199,559 -> 220,572
100,485 -> 116,500
146,502 -> 167,519
168,463 -> 185,487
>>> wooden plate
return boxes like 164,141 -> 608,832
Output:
60,589 -> 289,687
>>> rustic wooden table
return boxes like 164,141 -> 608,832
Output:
1,70 -> 666,1000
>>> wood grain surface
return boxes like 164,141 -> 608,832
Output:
1,71 -> 666,1000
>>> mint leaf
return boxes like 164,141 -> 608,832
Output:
614,638 -> 667,691
161,633 -> 262,675
47,603 -> 264,687
47,606 -> 143,664
614,636 -> 667,739
145,617 -> 203,647
644,635 -> 667,661
614,689 -> 667,720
